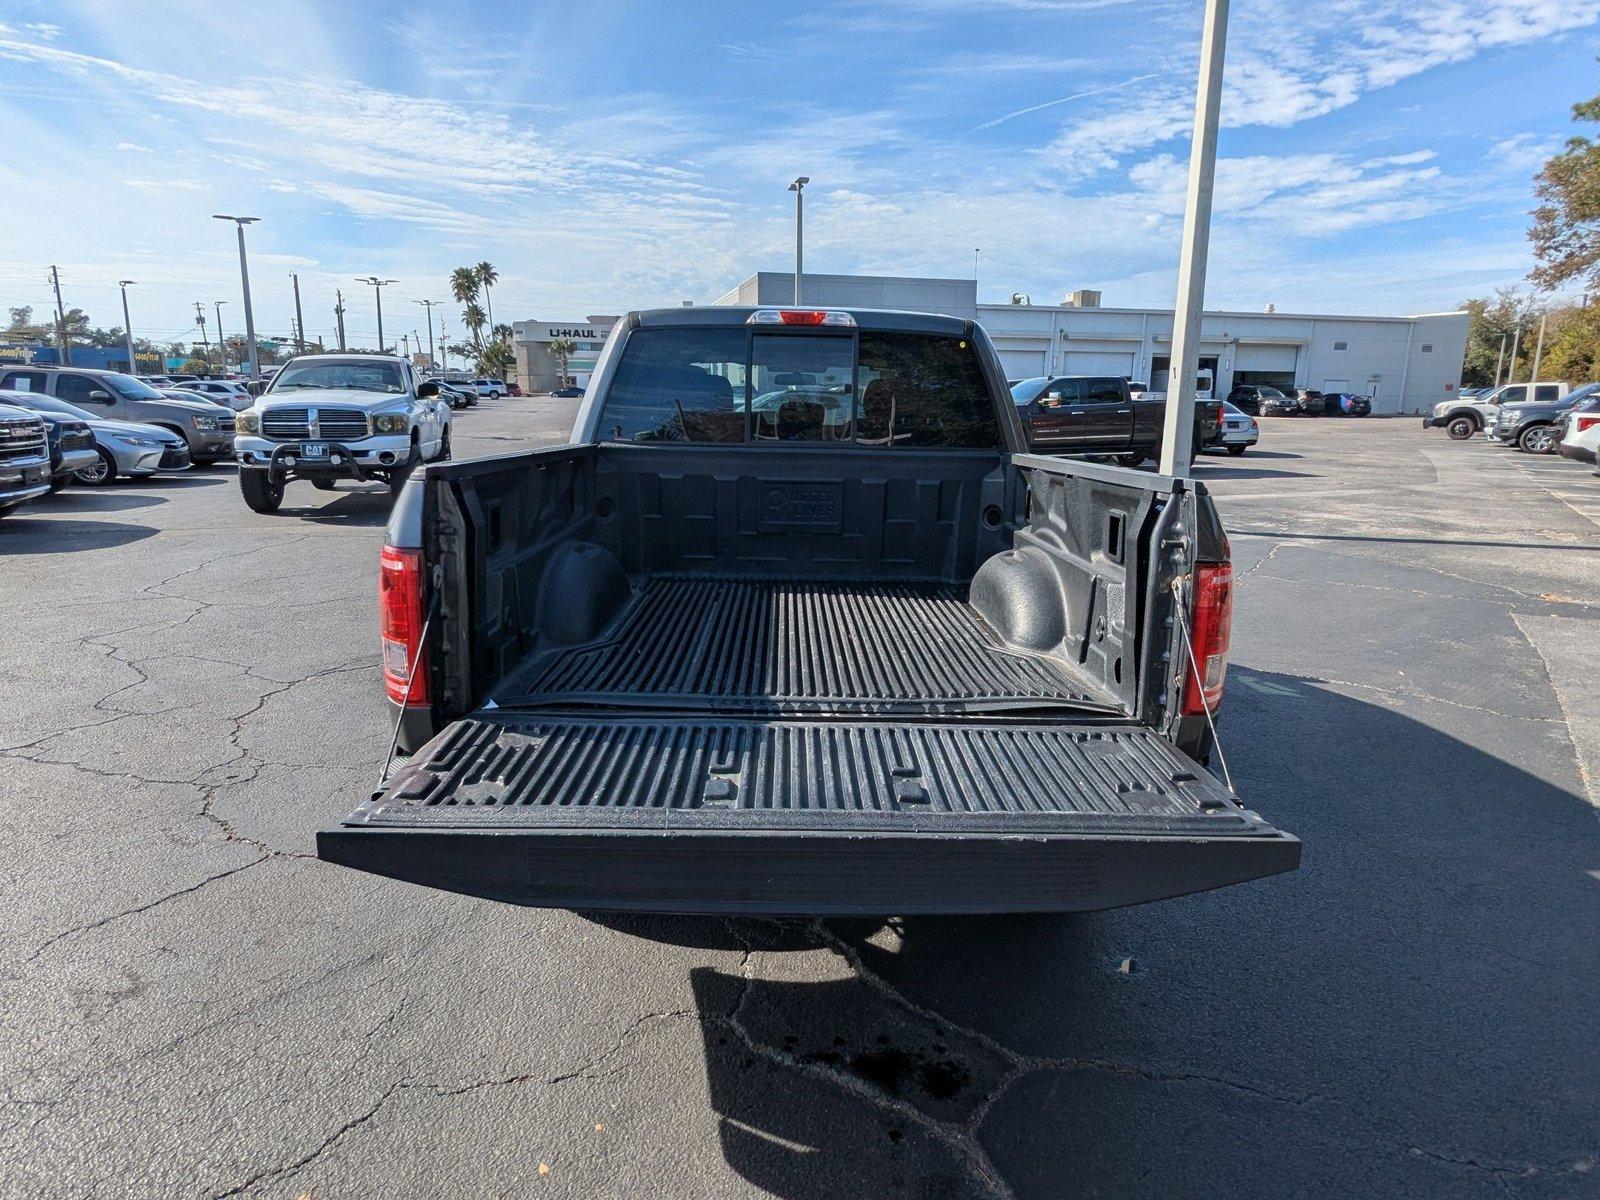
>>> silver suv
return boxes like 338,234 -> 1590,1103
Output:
0,366 -> 235,464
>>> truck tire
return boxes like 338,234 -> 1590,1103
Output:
389,440 -> 420,497
1116,452 -> 1144,468
1519,423 -> 1558,454
1446,415 -> 1477,440
436,426 -> 452,462
311,480 -> 337,491
1226,444 -> 1247,456
240,469 -> 284,513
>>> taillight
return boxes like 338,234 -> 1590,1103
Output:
1182,562 -> 1233,716
746,308 -> 858,327
379,545 -> 429,705
1578,415 -> 1600,434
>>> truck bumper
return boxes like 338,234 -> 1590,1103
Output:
236,434 -> 410,484
53,447 -> 99,480
1422,415 -> 1447,429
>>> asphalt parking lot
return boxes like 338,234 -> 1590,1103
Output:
3,409 -> 1597,1198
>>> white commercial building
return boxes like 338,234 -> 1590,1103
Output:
715,273 -> 1468,415
511,317 -> 619,392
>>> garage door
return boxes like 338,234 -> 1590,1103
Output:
1061,350 -> 1135,377
1234,344 -> 1299,373
998,349 -> 1047,379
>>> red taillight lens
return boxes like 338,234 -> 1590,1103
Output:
1577,415 -> 1600,434
379,545 -> 428,705
1182,562 -> 1233,716
746,308 -> 858,327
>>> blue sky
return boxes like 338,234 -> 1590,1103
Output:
0,0 -> 1597,351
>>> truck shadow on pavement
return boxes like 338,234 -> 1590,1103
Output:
0,517 -> 159,553
683,666 -> 1600,1199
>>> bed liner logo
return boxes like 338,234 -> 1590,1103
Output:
757,481 -> 843,533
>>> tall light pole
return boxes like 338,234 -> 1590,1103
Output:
416,300 -> 440,371
118,280 -> 137,375
214,301 -> 228,373
1158,0 -> 1229,478
1494,331 -> 1508,386
788,176 -> 809,304
357,277 -> 397,352
1530,312 -> 1548,383
213,215 -> 261,379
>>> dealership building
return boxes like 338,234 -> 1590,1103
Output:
716,272 -> 1469,415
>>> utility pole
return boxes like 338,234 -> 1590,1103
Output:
416,300 -> 440,371
402,333 -> 411,360
1507,323 -> 1523,384
291,272 -> 306,353
215,301 -> 229,373
213,215 -> 262,379
788,177 -> 809,303
357,276 -> 396,352
118,280 -> 138,375
1530,312 -> 1548,383
335,290 -> 347,352
49,265 -> 72,365
1158,0 -> 1229,477
193,302 -> 214,372
1494,332 -> 1507,386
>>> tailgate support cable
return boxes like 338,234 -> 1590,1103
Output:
379,574 -> 442,786
1171,576 -> 1237,796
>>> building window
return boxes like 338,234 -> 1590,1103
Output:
1420,343 -> 1433,353
1332,340 -> 1348,351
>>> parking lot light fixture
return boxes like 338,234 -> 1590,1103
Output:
213,215 -> 261,381
118,280 -> 137,376
789,177 -> 809,303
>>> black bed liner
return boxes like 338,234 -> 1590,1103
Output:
320,712 -> 1300,914
497,577 -> 1105,715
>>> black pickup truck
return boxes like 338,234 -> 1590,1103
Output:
319,307 -> 1299,914
1010,375 -> 1223,465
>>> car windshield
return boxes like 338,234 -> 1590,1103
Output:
271,360 -> 405,393
1009,377 -> 1049,404
1,392 -> 97,421
1258,387 -> 1286,398
1562,382 -> 1600,406
106,374 -> 168,401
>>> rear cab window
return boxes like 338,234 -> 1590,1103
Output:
598,323 -> 1000,448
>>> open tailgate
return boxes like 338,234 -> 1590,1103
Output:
319,713 -> 1298,915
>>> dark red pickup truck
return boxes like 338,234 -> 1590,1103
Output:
319,307 -> 1298,914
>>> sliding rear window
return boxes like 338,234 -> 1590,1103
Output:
597,326 -> 999,448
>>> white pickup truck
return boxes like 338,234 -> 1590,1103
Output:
1425,381 -> 1568,440
233,353 -> 453,513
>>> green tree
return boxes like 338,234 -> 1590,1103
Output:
477,341 -> 514,377
1458,289 -> 1549,387
547,338 -> 576,386
462,301 -> 487,351
1537,303 -> 1600,383
492,322 -> 514,345
1530,88 -> 1600,292
475,261 -> 499,335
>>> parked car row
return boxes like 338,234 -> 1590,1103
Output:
1424,378 -> 1600,471
1226,384 -> 1370,418
1424,381 -> 1569,441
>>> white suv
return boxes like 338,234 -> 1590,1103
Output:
233,354 -> 453,513
1427,381 -> 1567,440
473,377 -> 508,399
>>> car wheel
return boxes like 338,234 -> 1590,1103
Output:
239,469 -> 284,513
48,475 -> 69,493
1446,416 -> 1477,440
1519,424 -> 1558,454
311,479 -> 337,491
436,426 -> 452,462
1115,452 -> 1145,468
1227,444 -> 1247,456
74,448 -> 117,486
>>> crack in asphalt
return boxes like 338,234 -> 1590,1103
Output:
24,858 -> 269,963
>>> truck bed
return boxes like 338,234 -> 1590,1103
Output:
496,576 -> 1107,715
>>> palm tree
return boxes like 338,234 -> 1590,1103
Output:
475,261 -> 498,335
492,322 -> 514,345
463,301 -> 488,351
449,266 -> 479,306
547,338 -> 576,387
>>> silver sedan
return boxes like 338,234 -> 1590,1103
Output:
0,391 -> 192,484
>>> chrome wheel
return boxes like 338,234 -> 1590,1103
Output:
73,450 -> 114,486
